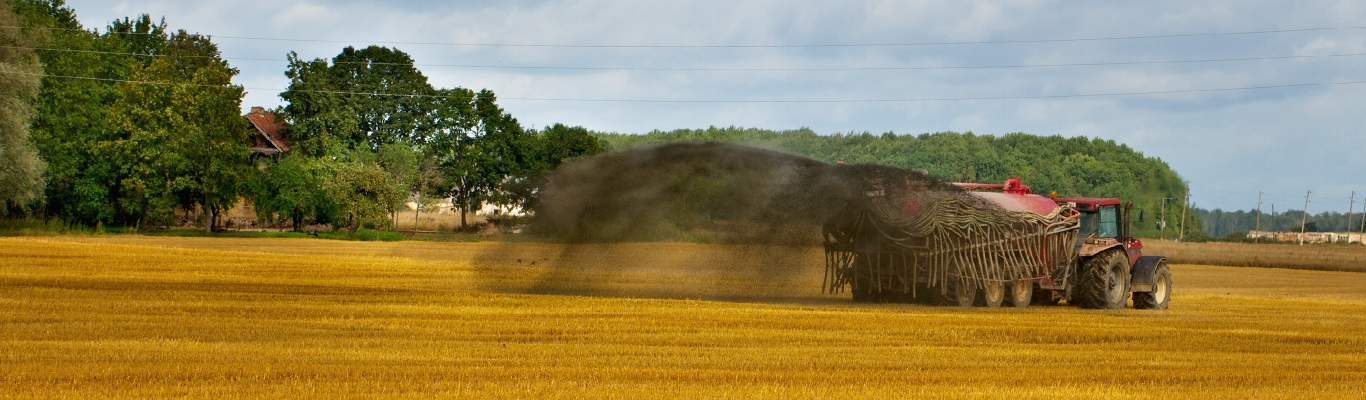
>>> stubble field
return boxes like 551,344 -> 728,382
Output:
2,236 -> 1365,398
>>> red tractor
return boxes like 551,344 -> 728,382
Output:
823,177 -> 1172,309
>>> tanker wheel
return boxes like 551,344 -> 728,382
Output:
1133,262 -> 1171,310
978,280 -> 1004,307
1006,279 -> 1033,308
947,278 -> 976,307
1073,249 -> 1131,309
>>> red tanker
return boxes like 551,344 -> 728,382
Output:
823,177 -> 1172,310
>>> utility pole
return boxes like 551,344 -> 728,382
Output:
1299,190 -> 1311,246
1159,197 -> 1172,241
1349,191 -> 1356,236
1360,196 -> 1366,234
1254,192 -> 1263,243
1271,204 -> 1276,232
1179,191 -> 1189,242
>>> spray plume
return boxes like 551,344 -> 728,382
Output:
475,142 -> 988,301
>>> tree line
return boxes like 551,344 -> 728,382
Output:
1198,208 -> 1366,239
0,0 -> 602,233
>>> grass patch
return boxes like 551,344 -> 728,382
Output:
143,228 -> 407,241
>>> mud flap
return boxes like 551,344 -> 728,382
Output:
1129,256 -> 1166,292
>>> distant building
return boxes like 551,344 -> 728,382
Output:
1247,230 -> 1366,244
246,107 -> 289,156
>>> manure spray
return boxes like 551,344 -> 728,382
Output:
474,142 -> 992,301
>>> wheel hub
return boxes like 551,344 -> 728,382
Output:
1153,274 -> 1168,301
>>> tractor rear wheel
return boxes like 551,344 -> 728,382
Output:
1007,279 -> 1033,308
978,280 -> 1004,307
1073,249 -> 1130,309
1133,262 -> 1171,310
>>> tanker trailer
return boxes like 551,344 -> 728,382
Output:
822,175 -> 1171,309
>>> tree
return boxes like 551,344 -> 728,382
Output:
13,0 -> 125,223
536,124 -> 604,170
374,142 -> 444,232
498,123 -> 603,212
430,88 -> 533,230
252,153 -> 326,231
275,45 -> 440,233
407,151 -> 442,232
281,46 -> 435,153
0,0 -> 44,214
278,53 -> 353,157
105,29 -> 248,231
14,5 -> 243,228
317,150 -> 403,236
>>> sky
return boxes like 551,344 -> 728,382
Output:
61,0 -> 1366,214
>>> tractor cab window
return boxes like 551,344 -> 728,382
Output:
1078,211 -> 1097,238
1077,205 -> 1121,239
1098,205 -> 1119,238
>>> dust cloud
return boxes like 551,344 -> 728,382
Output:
474,142 -> 977,301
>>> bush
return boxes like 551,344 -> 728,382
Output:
347,229 -> 404,242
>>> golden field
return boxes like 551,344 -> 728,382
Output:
2,236 -> 1365,398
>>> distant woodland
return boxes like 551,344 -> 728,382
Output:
1199,208 -> 1365,239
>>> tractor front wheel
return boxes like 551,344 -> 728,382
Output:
1133,262 -> 1171,310
1073,250 -> 1130,309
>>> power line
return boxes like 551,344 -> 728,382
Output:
496,81 -> 1366,103
11,70 -> 1366,103
398,53 -> 1366,72
6,25 -> 1366,48
14,44 -> 1366,72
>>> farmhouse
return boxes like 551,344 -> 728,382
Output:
210,107 -> 291,230
246,107 -> 289,156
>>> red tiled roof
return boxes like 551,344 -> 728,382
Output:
246,107 -> 289,153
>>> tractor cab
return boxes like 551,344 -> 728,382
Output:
1053,197 -> 1144,268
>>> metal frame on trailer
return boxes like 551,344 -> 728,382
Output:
824,196 -> 1080,302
